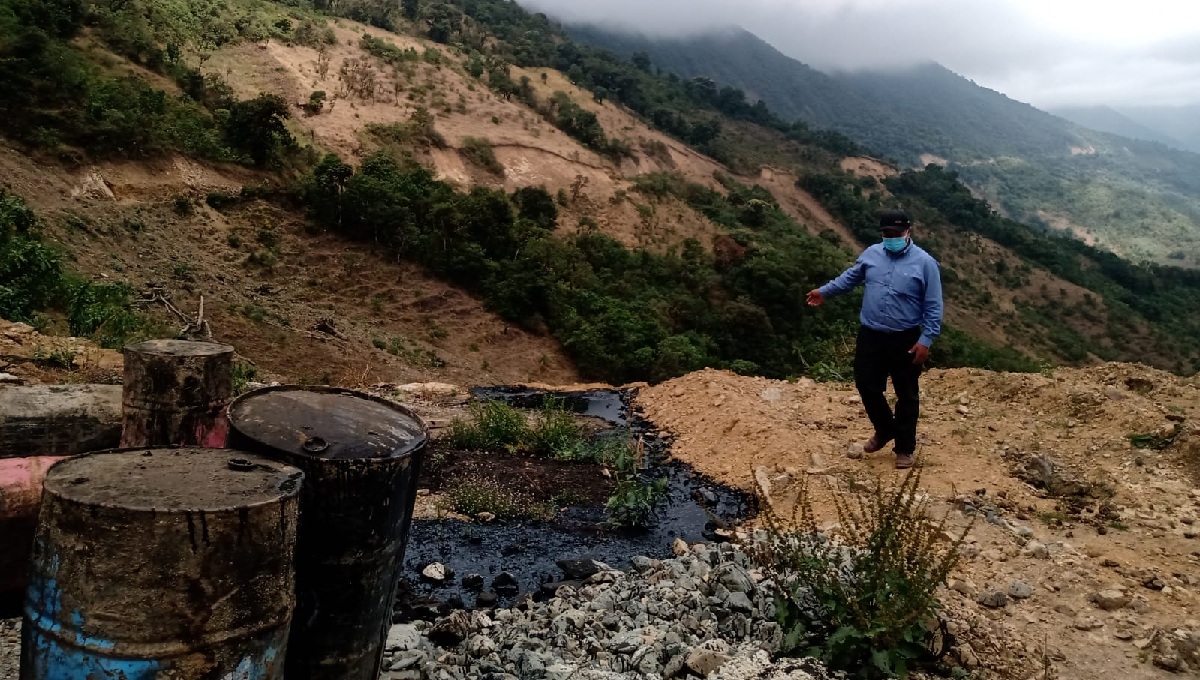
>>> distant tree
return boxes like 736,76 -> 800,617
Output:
402,0 -> 420,20
593,86 -> 608,105
223,94 -> 294,166
425,3 -> 459,43
631,51 -> 651,72
511,187 -> 558,230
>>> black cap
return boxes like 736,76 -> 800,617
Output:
878,210 -> 911,230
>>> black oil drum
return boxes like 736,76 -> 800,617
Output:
226,386 -> 427,680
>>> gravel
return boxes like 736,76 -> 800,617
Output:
0,543 -> 833,679
380,541 -> 834,679
1,618 -> 19,678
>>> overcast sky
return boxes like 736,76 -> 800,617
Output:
522,0 -> 1200,108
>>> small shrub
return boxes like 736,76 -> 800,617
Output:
246,249 -> 278,269
231,359 -> 258,395
599,434 -> 667,529
241,304 -> 267,323
529,398 -> 585,458
446,400 -> 530,451
1130,424 -> 1183,451
365,107 -> 445,148
256,227 -> 280,248
461,137 -> 504,174
757,466 -> 970,678
302,91 -> 328,115
172,195 -> 194,216
605,474 -> 669,529
206,192 -> 239,210
64,279 -> 147,349
372,337 -> 386,350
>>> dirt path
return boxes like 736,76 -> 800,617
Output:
638,365 -> 1200,678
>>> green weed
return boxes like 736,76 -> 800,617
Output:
757,466 -> 970,678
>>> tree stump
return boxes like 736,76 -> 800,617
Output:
120,340 -> 235,448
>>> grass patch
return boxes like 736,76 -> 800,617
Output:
444,399 -> 668,527
442,478 -> 551,521
446,400 -> 531,452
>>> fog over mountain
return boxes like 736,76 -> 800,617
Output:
523,0 -> 1200,109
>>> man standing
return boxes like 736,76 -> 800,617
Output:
806,210 -> 943,470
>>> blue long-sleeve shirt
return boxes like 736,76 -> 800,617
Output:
819,242 -> 944,347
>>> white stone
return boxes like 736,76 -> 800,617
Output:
421,563 -> 446,582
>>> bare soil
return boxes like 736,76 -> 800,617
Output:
636,365 -> 1200,678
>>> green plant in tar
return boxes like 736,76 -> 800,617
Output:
602,435 -> 668,529
605,472 -> 669,529
757,465 -> 969,678
445,400 -> 530,452
529,397 -> 585,458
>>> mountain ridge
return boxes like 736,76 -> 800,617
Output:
567,22 -> 1200,267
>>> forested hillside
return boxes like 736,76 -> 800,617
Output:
3,0 -> 1200,385
570,24 -> 1200,268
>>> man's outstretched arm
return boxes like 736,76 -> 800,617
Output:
808,257 -> 867,306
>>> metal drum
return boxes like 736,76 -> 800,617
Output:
0,456 -> 65,618
227,386 -> 427,680
20,448 -> 302,680
120,340 -> 235,448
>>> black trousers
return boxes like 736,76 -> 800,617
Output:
854,325 -> 922,455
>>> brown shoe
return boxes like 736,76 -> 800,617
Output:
895,454 -> 915,470
863,436 -> 888,454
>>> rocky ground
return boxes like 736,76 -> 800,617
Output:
5,360 -> 1200,678
0,618 -> 17,678
639,364 -> 1200,678
379,541 -> 835,680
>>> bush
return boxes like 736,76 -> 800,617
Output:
461,136 -> 504,175
302,90 -> 327,115
1,190 -> 63,322
528,398 -> 584,458
446,400 -> 530,451
757,467 -> 969,678
64,278 -> 146,349
365,108 -> 445,149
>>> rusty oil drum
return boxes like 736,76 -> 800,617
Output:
227,386 -> 428,680
120,339 -> 235,449
20,448 -> 302,680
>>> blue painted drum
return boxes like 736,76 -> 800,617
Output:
19,448 -> 302,680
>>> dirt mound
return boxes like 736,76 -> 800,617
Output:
637,365 -> 1200,678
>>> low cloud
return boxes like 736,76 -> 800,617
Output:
522,0 -> 1200,108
